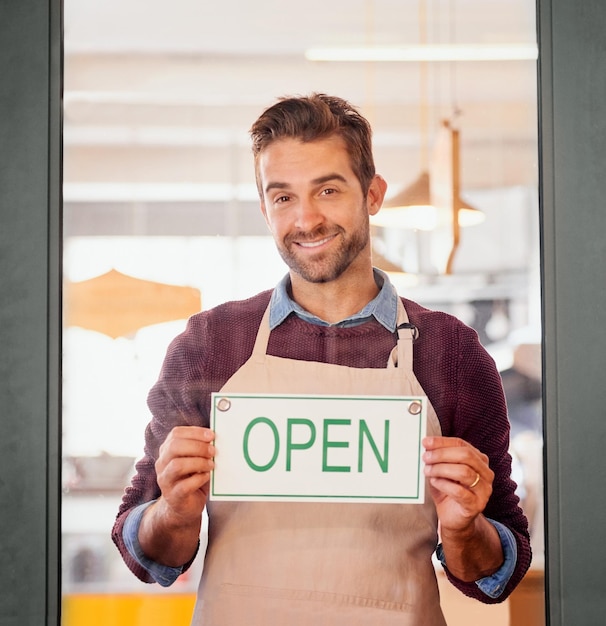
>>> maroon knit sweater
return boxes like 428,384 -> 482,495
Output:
112,289 -> 531,603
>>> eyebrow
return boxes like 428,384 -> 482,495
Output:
264,173 -> 348,194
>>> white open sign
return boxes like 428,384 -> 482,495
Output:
210,393 -> 426,504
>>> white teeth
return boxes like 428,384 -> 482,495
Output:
298,236 -> 332,248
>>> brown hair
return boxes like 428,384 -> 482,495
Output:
250,93 -> 376,195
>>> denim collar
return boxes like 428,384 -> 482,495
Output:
268,268 -> 398,332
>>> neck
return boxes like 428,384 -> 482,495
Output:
289,266 -> 379,324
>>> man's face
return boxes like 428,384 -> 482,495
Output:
257,135 -> 381,284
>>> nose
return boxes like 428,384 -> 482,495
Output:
294,197 -> 325,231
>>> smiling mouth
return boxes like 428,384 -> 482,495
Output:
295,235 -> 336,249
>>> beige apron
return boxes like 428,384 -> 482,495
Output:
192,299 -> 446,625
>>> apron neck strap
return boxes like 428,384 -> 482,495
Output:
250,303 -> 273,358
387,298 -> 416,370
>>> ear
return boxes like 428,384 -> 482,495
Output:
366,175 -> 388,217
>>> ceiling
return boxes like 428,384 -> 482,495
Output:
62,0 -> 539,228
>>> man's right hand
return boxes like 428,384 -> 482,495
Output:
139,426 -> 216,567
155,426 -> 216,522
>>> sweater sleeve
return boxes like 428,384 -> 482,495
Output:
110,317 -> 210,584
111,292 -> 270,583
440,320 -> 532,603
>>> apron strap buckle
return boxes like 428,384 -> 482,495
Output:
395,322 -> 419,342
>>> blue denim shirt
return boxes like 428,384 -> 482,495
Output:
268,270 -> 398,331
123,269 -> 517,596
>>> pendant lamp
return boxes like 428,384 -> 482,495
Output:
371,170 -> 484,231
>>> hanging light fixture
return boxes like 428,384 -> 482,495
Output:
372,171 -> 437,231
371,0 -> 484,257
371,0 -> 439,233
371,170 -> 484,231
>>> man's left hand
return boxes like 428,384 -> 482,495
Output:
422,436 -> 493,533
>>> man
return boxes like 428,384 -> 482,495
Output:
113,93 -> 531,625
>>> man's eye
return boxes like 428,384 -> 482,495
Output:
275,195 -> 290,203
321,188 -> 336,195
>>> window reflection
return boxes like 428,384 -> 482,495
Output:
62,1 -> 542,624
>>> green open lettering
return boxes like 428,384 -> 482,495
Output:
286,418 -> 316,471
322,418 -> 351,473
242,416 -> 279,472
358,419 -> 390,473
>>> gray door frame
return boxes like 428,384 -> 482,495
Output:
537,0 -> 606,623
0,1 -> 62,624
2,0 -> 605,623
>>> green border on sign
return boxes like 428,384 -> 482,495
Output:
210,393 -> 425,501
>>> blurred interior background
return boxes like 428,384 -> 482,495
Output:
61,1 -> 543,624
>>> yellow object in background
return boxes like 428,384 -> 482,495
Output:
63,594 -> 196,626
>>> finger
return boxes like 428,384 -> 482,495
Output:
163,467 -> 212,494
426,476 -> 489,517
423,437 -> 489,469
168,426 -> 215,443
423,436 -> 482,458
160,436 -> 216,462
156,441 -> 216,479
424,461 -> 487,489
423,436 -> 467,451
161,455 -> 215,480
423,447 -> 488,472
159,472 -> 210,519
157,457 -> 215,505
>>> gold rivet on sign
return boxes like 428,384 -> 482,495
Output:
408,401 -> 422,415
216,398 -> 231,412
